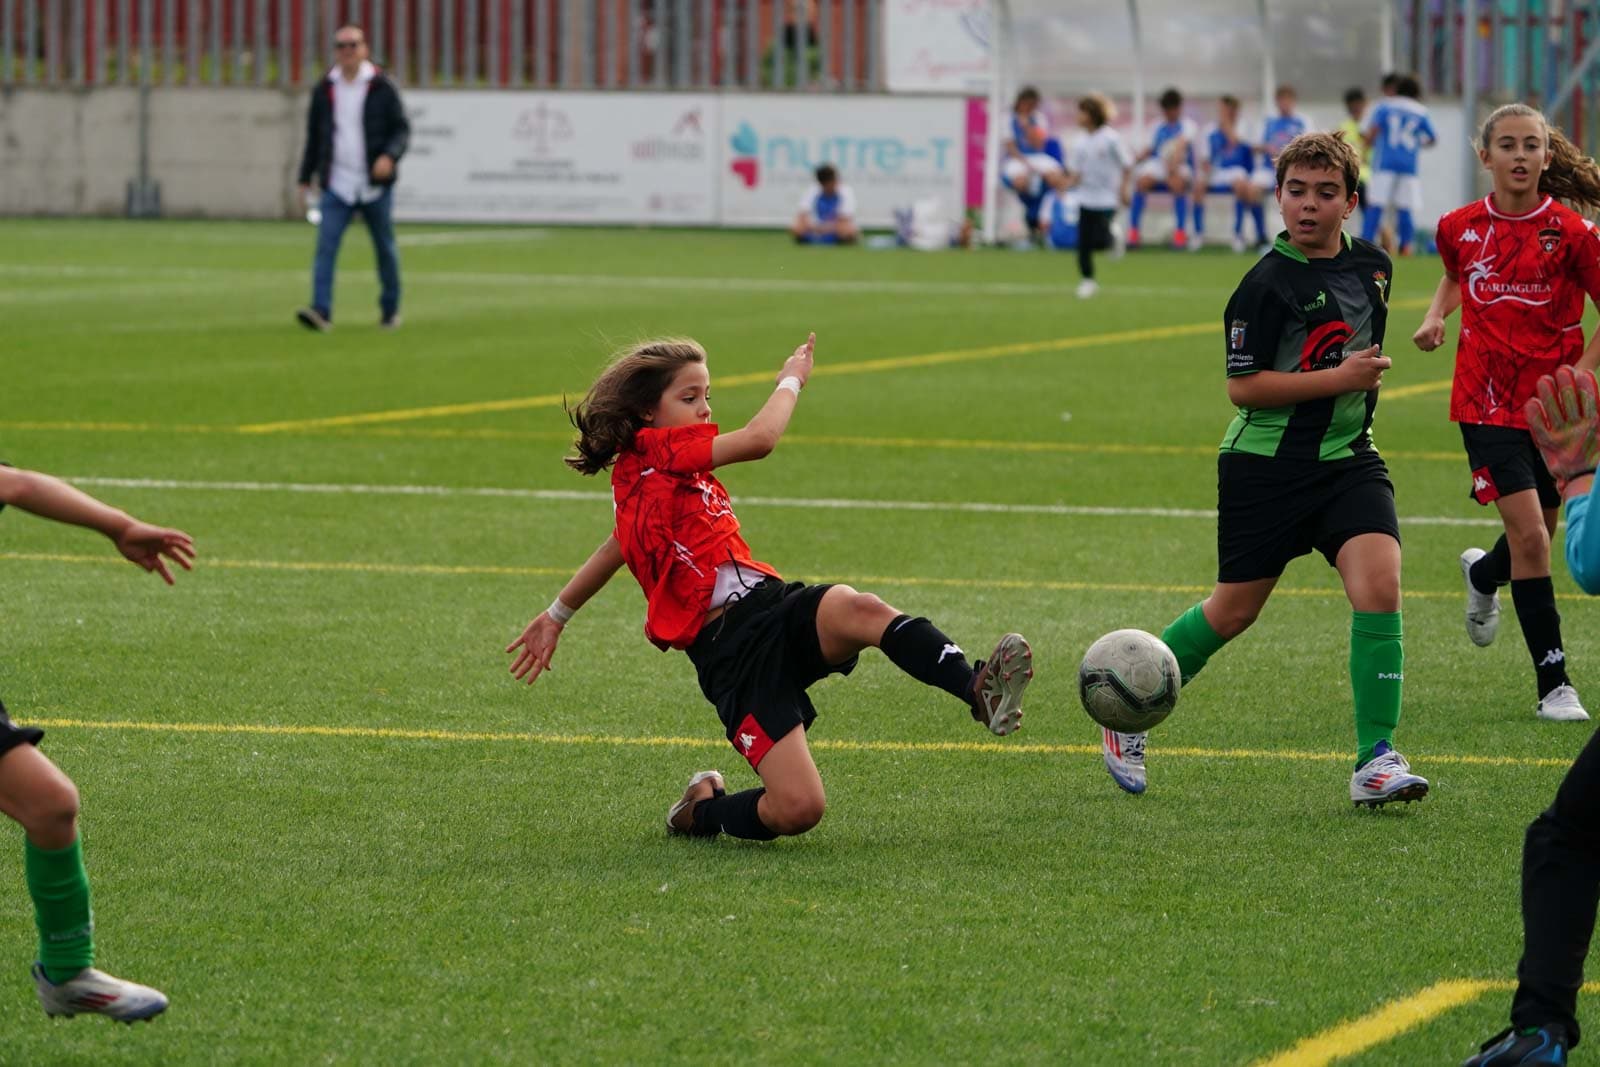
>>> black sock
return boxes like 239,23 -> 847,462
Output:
1512,577 -> 1570,697
1471,535 -> 1512,594
692,788 -> 778,841
878,615 -> 976,705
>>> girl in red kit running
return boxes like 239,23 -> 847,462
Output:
1414,103 -> 1600,722
504,334 -> 1033,840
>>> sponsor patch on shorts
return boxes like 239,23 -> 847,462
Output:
731,713 -> 775,769
1471,465 -> 1500,505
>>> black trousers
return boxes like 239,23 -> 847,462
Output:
1078,208 -> 1115,280
1512,726 -> 1600,1048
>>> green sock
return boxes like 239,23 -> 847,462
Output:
1160,602 -> 1229,685
25,837 -> 94,983
1350,610 -> 1404,767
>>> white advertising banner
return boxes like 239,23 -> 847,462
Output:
395,91 -> 717,224
884,0 -> 992,94
718,95 -> 967,228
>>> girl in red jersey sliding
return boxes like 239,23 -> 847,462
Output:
504,334 -> 1033,840
1414,103 -> 1600,722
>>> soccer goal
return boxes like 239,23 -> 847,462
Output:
981,0 -> 1396,245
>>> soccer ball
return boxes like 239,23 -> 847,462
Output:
1078,629 -> 1181,733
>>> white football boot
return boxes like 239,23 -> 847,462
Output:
33,964 -> 168,1022
1102,728 -> 1147,794
970,634 -> 1033,736
1537,684 -> 1590,722
1075,278 -> 1100,299
666,770 -> 726,834
1349,741 -> 1429,807
1459,547 -> 1502,647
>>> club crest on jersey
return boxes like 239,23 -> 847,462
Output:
1229,319 -> 1246,352
1372,271 -> 1389,304
1540,226 -> 1562,254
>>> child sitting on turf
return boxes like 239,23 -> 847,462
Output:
1098,131 -> 1428,809
0,464 -> 193,1021
790,164 -> 860,245
505,334 -> 1033,840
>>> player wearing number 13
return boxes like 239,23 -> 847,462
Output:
1100,132 -> 1428,808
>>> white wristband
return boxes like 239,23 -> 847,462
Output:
547,597 -> 575,625
777,376 -> 802,396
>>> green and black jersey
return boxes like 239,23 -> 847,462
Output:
1221,232 -> 1393,462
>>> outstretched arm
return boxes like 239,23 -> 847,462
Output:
0,467 -> 195,584
1412,274 -> 1461,351
710,332 -> 815,468
505,534 -> 625,685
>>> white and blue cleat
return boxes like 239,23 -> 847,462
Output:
1102,728 -> 1147,795
33,963 -> 168,1022
1350,740 -> 1429,808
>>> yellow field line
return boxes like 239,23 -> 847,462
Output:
0,420 -> 1470,461
1251,979 -> 1600,1067
18,716 -> 1579,768
4,549 -> 1576,603
1381,379 -> 1452,401
233,322 -> 1219,433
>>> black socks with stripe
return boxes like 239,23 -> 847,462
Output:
877,615 -> 976,705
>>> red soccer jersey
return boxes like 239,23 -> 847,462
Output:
610,423 -> 780,650
1437,195 -> 1600,428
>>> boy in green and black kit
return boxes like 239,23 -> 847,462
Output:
1099,131 -> 1429,808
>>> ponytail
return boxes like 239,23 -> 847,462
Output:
1543,127 -> 1600,215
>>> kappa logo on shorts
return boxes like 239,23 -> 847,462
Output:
1471,465 -> 1500,505
732,714 -> 776,769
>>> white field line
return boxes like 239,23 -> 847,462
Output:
0,262 -> 1218,299
396,229 -> 552,246
66,475 -> 1505,527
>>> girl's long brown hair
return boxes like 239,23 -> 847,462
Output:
1481,103 -> 1600,215
564,338 -> 707,475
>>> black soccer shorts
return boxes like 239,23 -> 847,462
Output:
0,698 -> 45,759
685,579 -> 858,770
1216,450 -> 1400,583
1460,422 -> 1562,510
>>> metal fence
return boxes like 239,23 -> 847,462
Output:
1394,0 -> 1600,148
0,0 -> 881,89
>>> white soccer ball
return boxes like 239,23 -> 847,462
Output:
1078,628 -> 1181,733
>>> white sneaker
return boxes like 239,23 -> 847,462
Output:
1459,547 -> 1501,647
1188,233 -> 1204,251
1537,684 -> 1590,722
1075,279 -> 1099,299
666,770 -> 725,833
33,964 -> 168,1022
1230,233 -> 1247,254
1110,222 -> 1127,260
970,633 -> 1033,736
1349,741 -> 1429,807
1102,728 -> 1147,794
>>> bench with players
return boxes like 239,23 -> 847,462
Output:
1000,74 -> 1432,257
